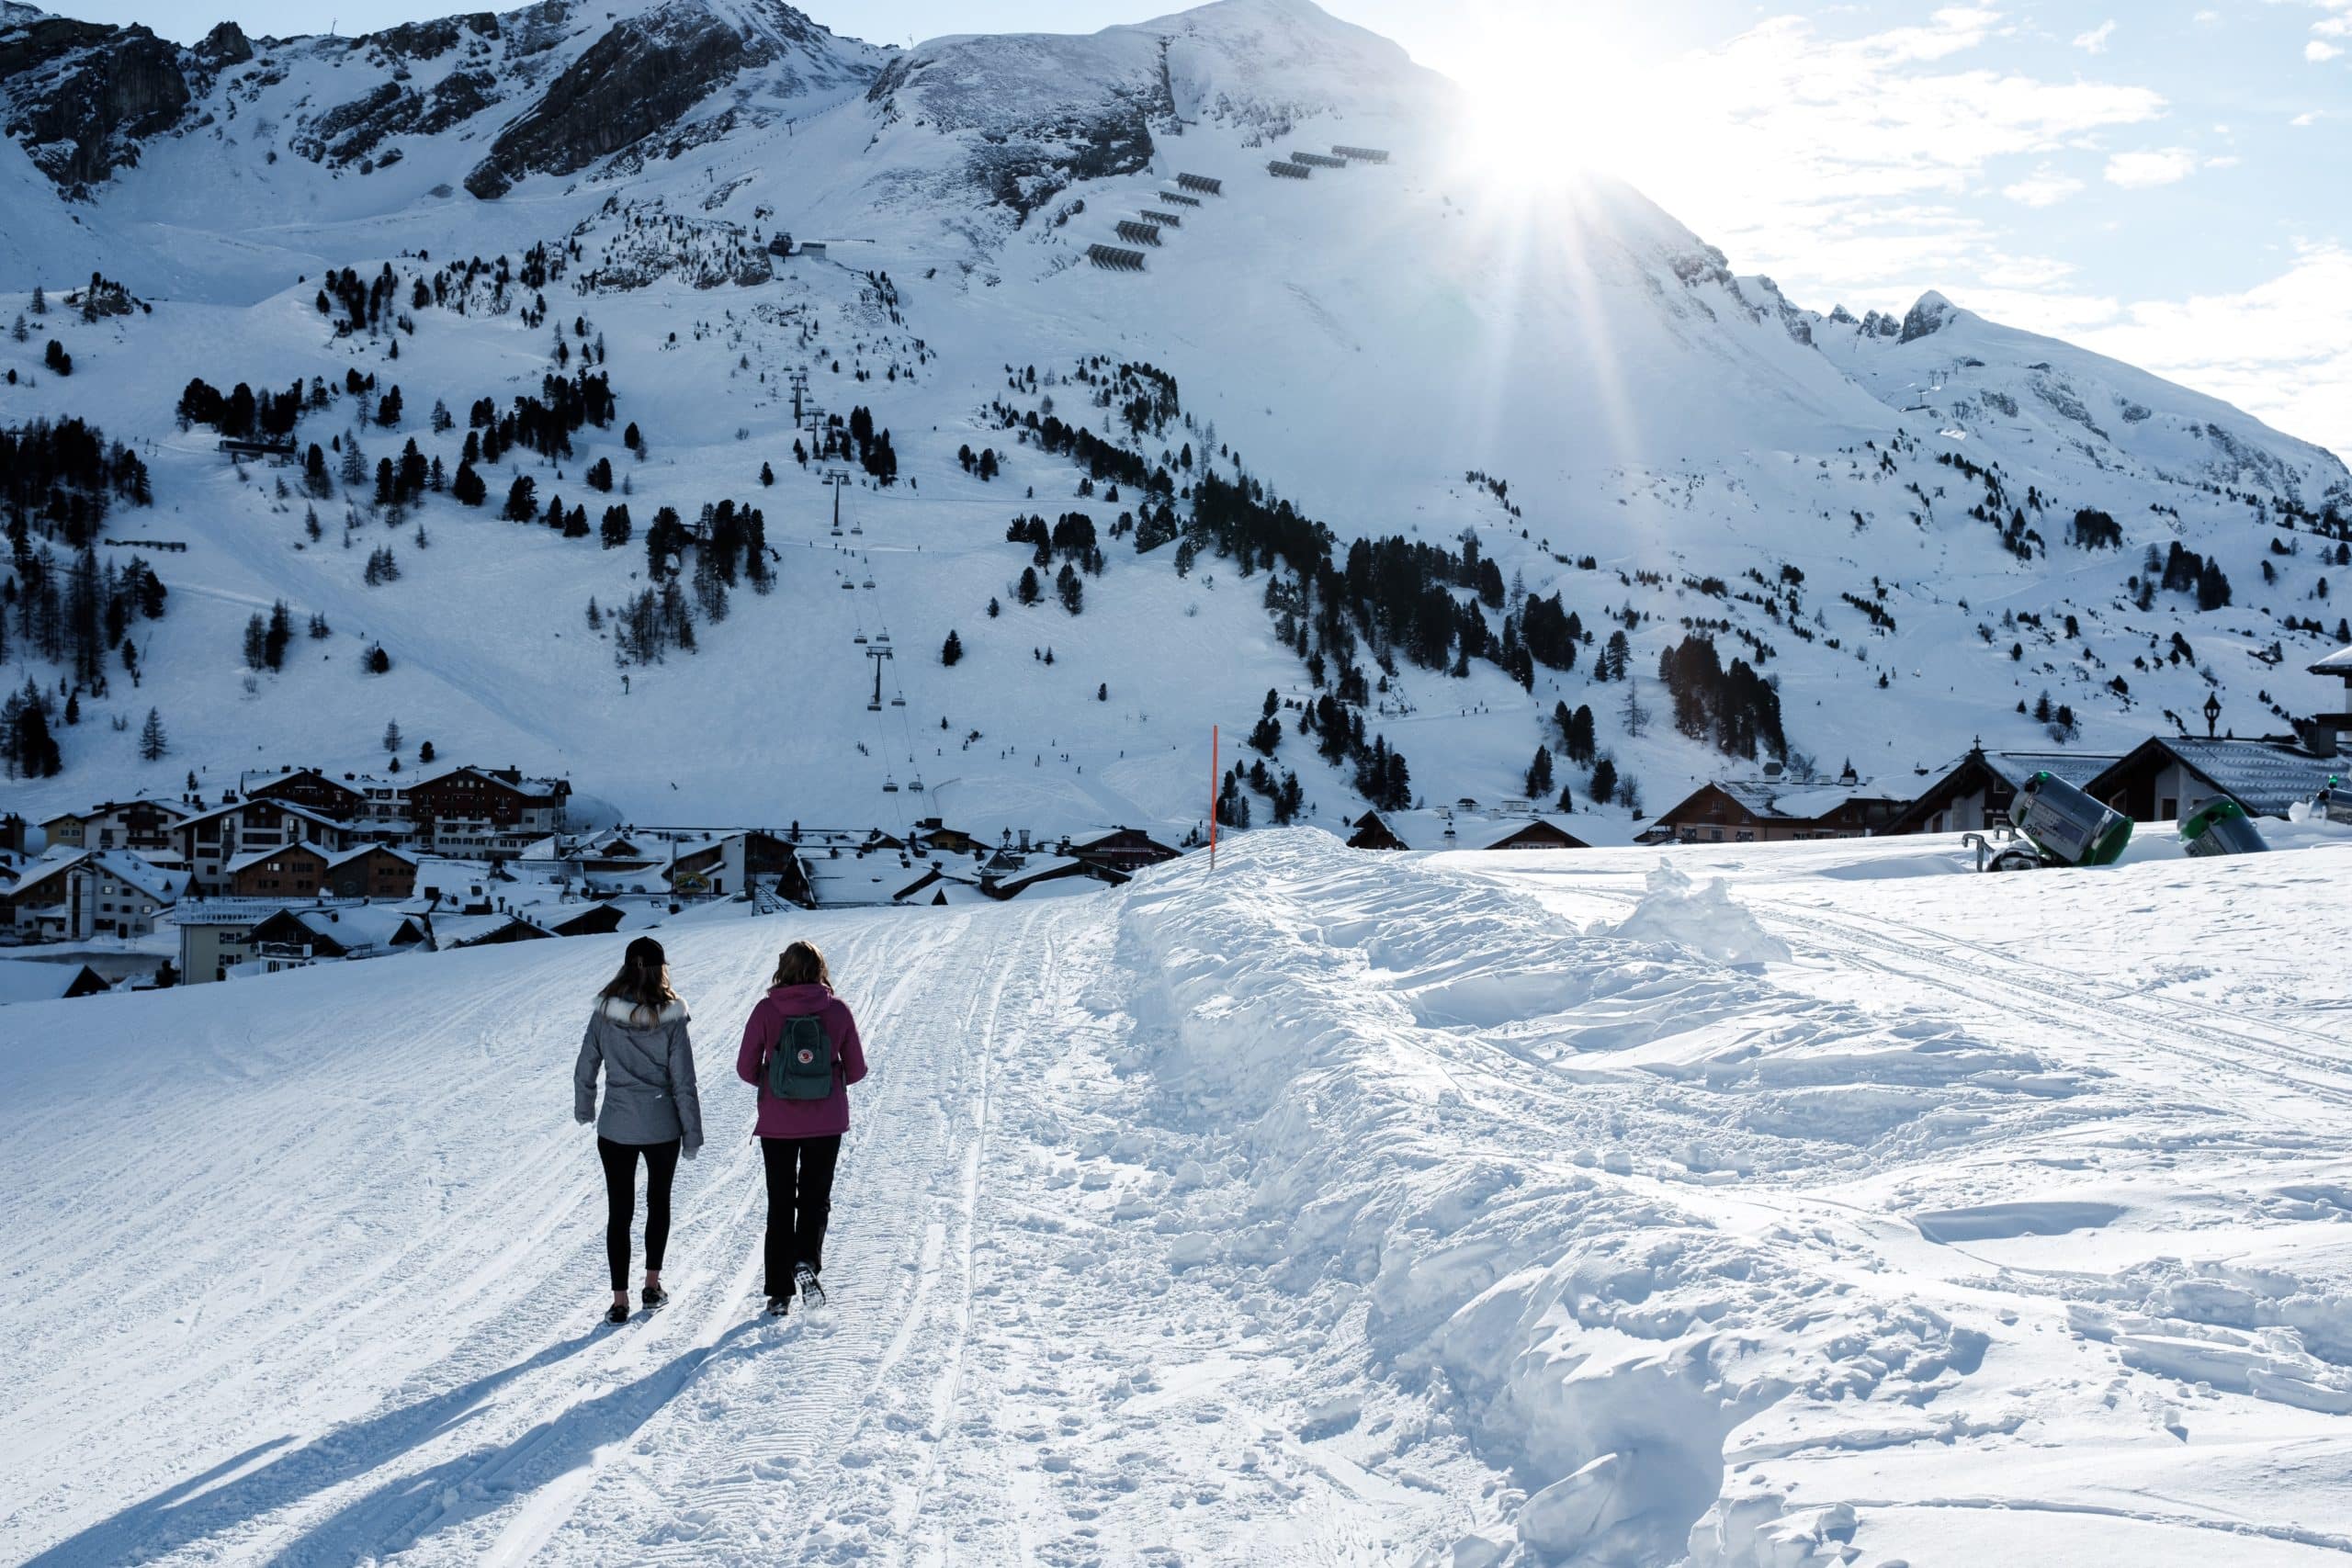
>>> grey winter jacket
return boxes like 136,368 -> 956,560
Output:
575,998 -> 705,1153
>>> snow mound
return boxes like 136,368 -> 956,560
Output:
1608,860 -> 1793,966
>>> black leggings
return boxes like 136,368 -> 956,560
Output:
761,1134 -> 842,1297
596,1136 -> 680,1292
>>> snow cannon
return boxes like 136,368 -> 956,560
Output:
2011,772 -> 2133,868
2316,776 -> 2352,826
2178,797 -> 2268,857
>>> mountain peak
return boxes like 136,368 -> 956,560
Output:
1899,290 -> 1960,344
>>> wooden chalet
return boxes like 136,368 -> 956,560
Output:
1651,777 -> 1905,844
1067,827 -> 1182,874
2083,736 -> 2339,822
1886,746 -> 2119,835
40,797 -> 189,855
242,768 -> 371,820
173,798 -> 351,892
225,841 -> 334,899
401,766 -> 569,851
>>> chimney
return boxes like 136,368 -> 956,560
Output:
2298,716 -> 2341,759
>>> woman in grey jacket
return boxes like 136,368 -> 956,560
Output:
575,937 -> 704,1324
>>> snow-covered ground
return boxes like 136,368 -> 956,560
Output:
8,824 -> 2352,1564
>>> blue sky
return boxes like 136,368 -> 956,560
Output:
58,0 -> 2352,453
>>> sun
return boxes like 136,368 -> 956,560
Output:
1439,8 -> 1658,193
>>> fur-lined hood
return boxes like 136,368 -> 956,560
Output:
599,996 -> 689,1028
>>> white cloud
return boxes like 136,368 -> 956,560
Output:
2003,167 -> 2086,206
2103,147 -> 2199,187
2205,154 -> 2242,168
2293,110 -> 2324,126
1600,9 -> 2165,291
2072,19 -> 2117,52
2309,39 -> 2345,61
2069,246 -> 2352,458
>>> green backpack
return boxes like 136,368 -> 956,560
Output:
764,1013 -> 836,1100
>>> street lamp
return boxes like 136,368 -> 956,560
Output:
2204,693 -> 2222,739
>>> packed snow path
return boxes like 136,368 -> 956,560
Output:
7,828 -> 2352,1565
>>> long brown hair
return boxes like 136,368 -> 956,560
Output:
772,940 -> 831,990
600,936 -> 678,1024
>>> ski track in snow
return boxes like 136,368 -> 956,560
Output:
9,829 -> 2352,1564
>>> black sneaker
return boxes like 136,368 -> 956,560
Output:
605,1301 -> 629,1325
765,1293 -> 792,1318
642,1284 -> 668,1310
795,1264 -> 825,1308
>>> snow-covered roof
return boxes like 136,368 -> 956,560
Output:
169,897 -> 365,927
428,912 -> 555,949
1974,750 -> 2118,792
223,842 -> 331,875
323,843 -> 419,870
2109,737 -> 2343,818
240,768 -> 368,796
1354,809 -> 1596,852
277,906 -> 424,952
87,851 -> 190,903
175,797 -> 350,834
3,852 -> 86,899
413,766 -> 567,800
2312,645 -> 2352,677
1713,779 -> 1899,819
0,958 -> 104,1004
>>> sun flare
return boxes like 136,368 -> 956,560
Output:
1442,9 -> 1661,192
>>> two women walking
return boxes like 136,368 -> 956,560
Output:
572,937 -> 867,1324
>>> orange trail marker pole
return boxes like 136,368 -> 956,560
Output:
1209,724 -> 1219,871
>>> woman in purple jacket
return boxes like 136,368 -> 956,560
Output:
736,940 -> 868,1316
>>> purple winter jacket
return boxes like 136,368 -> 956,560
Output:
736,983 -> 867,1138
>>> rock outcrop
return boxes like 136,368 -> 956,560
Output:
0,14 -> 188,190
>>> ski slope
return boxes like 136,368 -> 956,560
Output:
9,825 -> 2352,1564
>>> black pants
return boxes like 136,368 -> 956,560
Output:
761,1134 -> 842,1296
597,1136 -> 680,1292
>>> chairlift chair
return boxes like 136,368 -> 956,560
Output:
908,776 -> 926,793
854,632 -> 869,644
889,694 -> 906,707
882,775 -> 900,794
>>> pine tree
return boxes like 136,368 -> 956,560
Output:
1057,562 -> 1083,614
243,612 -> 268,669
1526,745 -> 1554,797
419,739 -> 435,763
384,719 -> 401,754
941,628 -> 963,665
364,642 -> 391,673
139,706 -> 166,760
1589,757 -> 1618,805
1017,566 -> 1041,605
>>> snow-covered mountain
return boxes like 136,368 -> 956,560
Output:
2,0 -> 2346,840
